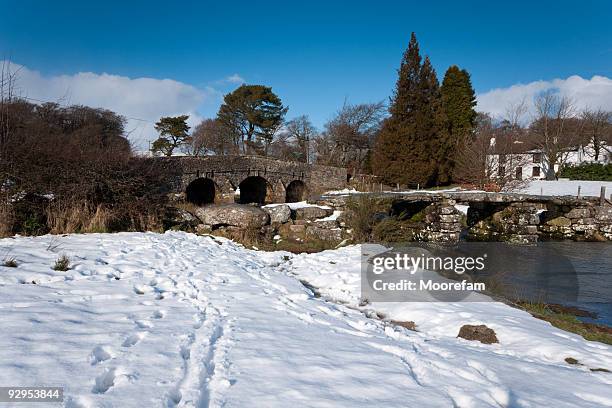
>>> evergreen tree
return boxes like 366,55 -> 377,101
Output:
440,65 -> 477,181
151,115 -> 191,157
373,33 -> 447,186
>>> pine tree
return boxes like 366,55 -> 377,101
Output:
373,33 -> 447,186
440,65 -> 477,181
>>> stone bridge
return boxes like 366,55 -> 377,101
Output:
162,155 -> 347,205
319,191 -> 612,243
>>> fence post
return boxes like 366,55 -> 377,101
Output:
601,186 -> 607,206
577,185 -> 581,199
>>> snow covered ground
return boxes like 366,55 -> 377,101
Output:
518,180 -> 612,197
0,232 -> 611,407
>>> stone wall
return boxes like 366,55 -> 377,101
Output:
539,203 -> 612,241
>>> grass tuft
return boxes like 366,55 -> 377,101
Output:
53,254 -> 71,271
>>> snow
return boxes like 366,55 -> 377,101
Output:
316,210 -> 343,221
519,180 -> 612,197
263,201 -> 331,210
0,232 -> 611,407
454,204 -> 470,215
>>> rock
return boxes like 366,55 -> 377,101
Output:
305,226 -> 342,241
594,207 -> 612,222
546,216 -> 572,227
439,214 -> 462,223
195,224 -> 212,234
457,324 -> 498,344
263,204 -> 291,224
295,206 -> 333,220
566,207 -> 591,219
390,320 -> 417,331
314,219 -> 339,229
163,207 -> 200,231
194,204 -> 270,229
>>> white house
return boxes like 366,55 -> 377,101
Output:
487,138 -> 610,181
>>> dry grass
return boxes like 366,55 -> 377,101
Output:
46,201 -> 163,235
0,202 -> 14,237
53,254 -> 71,271
47,201 -> 112,234
516,301 -> 612,345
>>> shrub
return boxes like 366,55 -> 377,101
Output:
53,255 -> 71,271
345,195 -> 382,242
559,163 -> 612,181
372,217 -> 416,243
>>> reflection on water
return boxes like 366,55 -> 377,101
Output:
386,242 -> 612,326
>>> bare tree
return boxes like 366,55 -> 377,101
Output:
314,101 -> 385,174
531,92 -> 580,180
581,108 -> 612,161
454,113 -> 529,191
283,115 -> 317,163
187,118 -> 234,156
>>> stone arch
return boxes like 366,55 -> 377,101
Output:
285,180 -> 306,203
238,176 -> 271,205
186,178 -> 216,205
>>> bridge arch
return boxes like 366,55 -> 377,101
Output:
186,178 -> 216,205
285,180 -> 306,203
238,176 -> 271,205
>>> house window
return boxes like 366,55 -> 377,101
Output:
532,166 -> 541,177
515,167 -> 522,180
533,153 -> 542,163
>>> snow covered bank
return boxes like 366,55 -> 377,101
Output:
0,232 -> 610,407
519,180 -> 612,197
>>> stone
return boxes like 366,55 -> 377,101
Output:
546,216 -> 572,227
195,224 -> 212,234
507,234 -> 538,244
439,206 -> 457,215
295,206 -> 334,220
263,204 -> 291,224
594,207 -> 612,222
600,224 -> 612,233
457,324 -> 498,344
194,204 -> 270,229
314,219 -> 339,229
566,207 -> 591,219
439,214 -> 462,223
306,226 -> 342,242
163,207 -> 200,231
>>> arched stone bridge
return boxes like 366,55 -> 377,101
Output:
161,155 -> 347,205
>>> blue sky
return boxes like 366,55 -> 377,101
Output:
1,0 -> 611,149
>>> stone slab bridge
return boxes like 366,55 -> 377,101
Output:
319,191 -> 612,243
161,155 -> 347,205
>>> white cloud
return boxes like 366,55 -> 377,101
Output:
225,73 -> 245,84
477,75 -> 612,121
3,61 -> 209,152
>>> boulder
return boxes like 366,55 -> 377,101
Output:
314,219 -> 339,229
194,204 -> 270,229
457,324 -> 498,344
163,207 -> 200,231
305,226 -> 342,242
546,216 -> 572,227
263,204 -> 291,224
566,207 -> 591,219
295,206 -> 334,220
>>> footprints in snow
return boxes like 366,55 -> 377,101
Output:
88,310 -> 165,395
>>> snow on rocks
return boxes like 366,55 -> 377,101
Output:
0,232 -> 610,407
